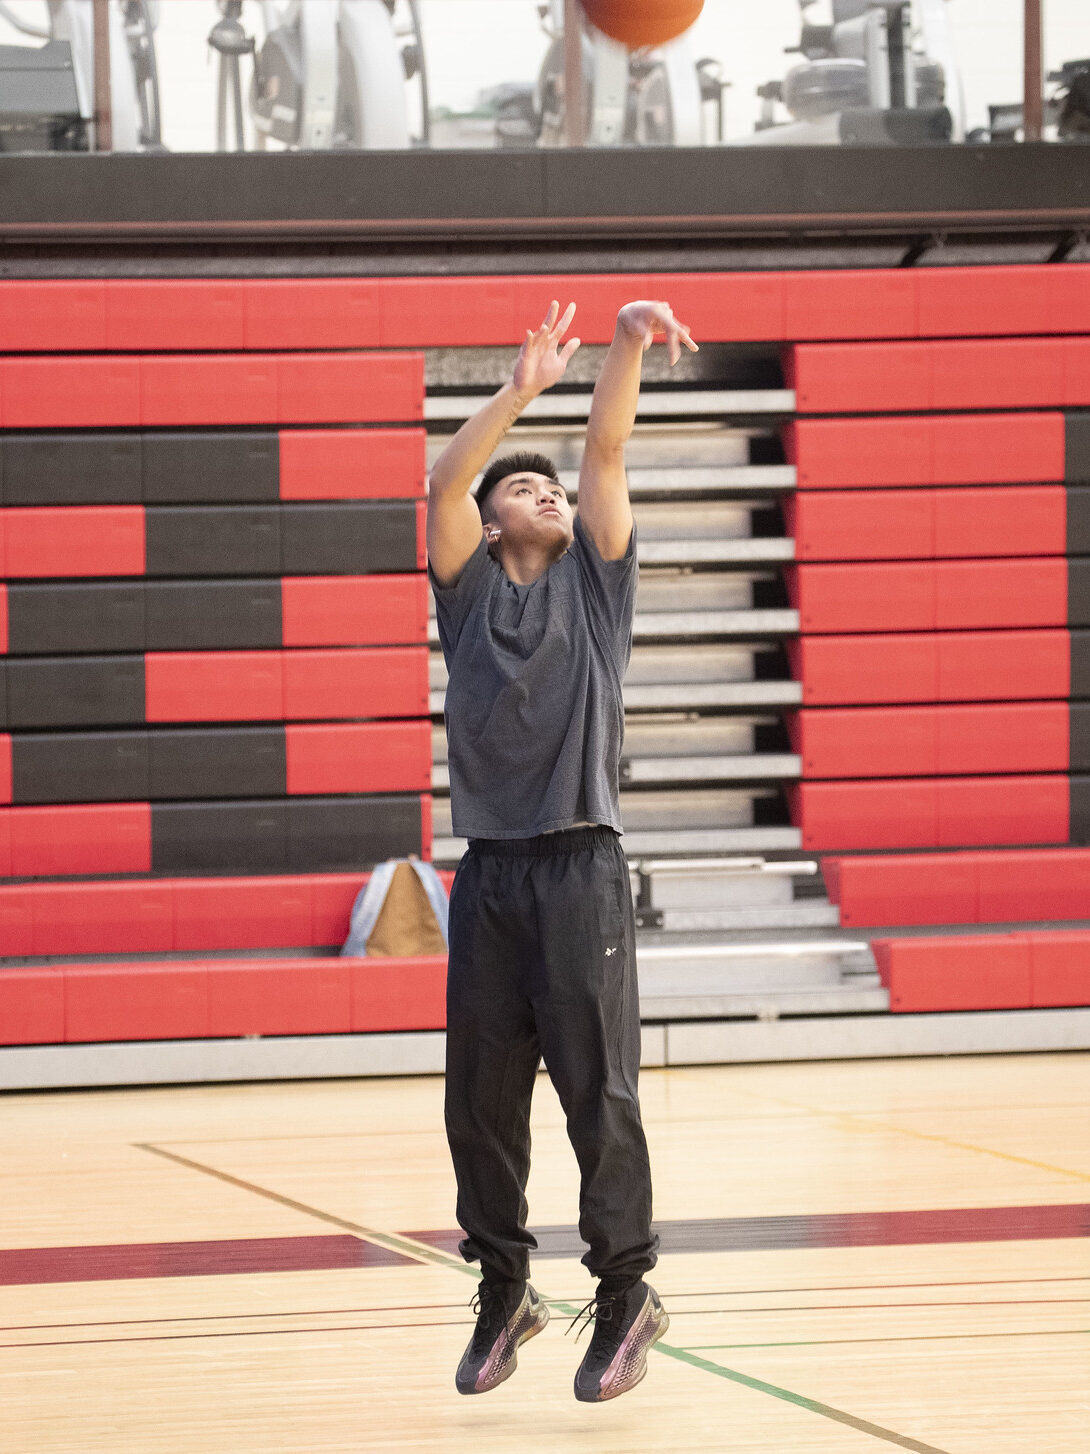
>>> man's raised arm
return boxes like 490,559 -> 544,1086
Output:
579,301 -> 698,561
426,301 -> 580,588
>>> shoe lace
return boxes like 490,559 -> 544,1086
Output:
565,1291 -> 622,1349
468,1284 -> 509,1353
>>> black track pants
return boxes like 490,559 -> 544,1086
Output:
444,825 -> 658,1287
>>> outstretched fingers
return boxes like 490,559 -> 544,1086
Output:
559,336 -> 582,365
553,301 -> 577,339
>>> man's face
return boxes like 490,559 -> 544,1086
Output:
484,471 -> 574,553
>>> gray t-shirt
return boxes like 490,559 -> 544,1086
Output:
430,515 -> 636,839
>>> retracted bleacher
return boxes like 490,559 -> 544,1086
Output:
3,266 -> 1090,1082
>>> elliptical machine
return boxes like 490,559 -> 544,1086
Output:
208,0 -> 427,151
0,0 -> 161,150
494,0 -> 726,148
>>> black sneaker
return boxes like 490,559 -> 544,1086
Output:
571,1280 -> 669,1403
455,1281 -> 549,1395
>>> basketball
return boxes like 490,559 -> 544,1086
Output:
579,0 -> 705,50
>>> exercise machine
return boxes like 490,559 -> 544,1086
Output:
748,0 -> 960,146
495,0 -> 725,148
208,0 -> 427,152
0,0 -> 161,150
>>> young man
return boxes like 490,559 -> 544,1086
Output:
427,298 -> 697,1403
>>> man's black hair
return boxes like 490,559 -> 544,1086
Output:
475,451 -> 562,518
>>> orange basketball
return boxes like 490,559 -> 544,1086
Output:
580,0 -> 704,49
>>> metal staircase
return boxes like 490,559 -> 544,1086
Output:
425,367 -> 884,1033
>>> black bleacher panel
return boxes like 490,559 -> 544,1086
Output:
147,727 -> 286,799
142,431 -> 279,502
152,801 -> 289,872
1072,631 -> 1090,698
13,732 -> 150,803
6,583 -> 146,654
285,795 -> 423,871
280,502 -> 419,574
1069,704 -> 1090,774
141,502 -> 419,577
1,432 -> 143,504
1067,487 -> 1090,554
150,795 -> 423,873
144,506 -> 282,576
4,657 -> 145,729
1069,776 -> 1090,843
1068,559 -> 1090,626
1067,412 -> 1090,484
5,581 -> 284,654
144,581 -> 282,650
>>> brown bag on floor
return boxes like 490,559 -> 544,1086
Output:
365,861 -> 447,957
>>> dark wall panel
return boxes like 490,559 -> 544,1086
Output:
150,795 -> 423,873
1070,705 -> 1090,774
13,732 -> 150,804
4,657 -> 145,729
152,801 -> 289,873
145,580 -> 282,651
1,433 -> 142,505
6,583 -> 145,654
1067,412 -> 1090,484
142,431 -> 279,502
285,795 -> 423,871
1069,776 -> 1090,843
147,727 -> 286,800
1067,487 -> 1090,553
1069,558 -> 1090,627
145,506 -> 282,576
280,502 -> 419,575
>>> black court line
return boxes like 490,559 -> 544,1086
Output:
4,1276 -> 1084,1332
406,1202 -> 1090,1258
5,1325 -> 1085,1356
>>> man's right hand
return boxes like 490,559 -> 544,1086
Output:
512,301 -> 581,398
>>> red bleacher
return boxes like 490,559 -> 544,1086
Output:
824,849 -> 1090,928
4,262 -> 1090,1058
872,931 -> 1090,1012
1,955 -> 448,1045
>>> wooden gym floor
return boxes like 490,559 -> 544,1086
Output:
1,1051 -> 1087,1453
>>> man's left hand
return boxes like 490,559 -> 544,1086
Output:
616,300 -> 698,366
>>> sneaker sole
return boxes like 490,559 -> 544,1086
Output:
574,1296 -> 670,1404
457,1299 -> 550,1395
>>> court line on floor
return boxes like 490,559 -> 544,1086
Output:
720,1087 -> 1090,1185
135,1143 -> 475,1275
5,1276 -> 1084,1333
689,1329 -> 1090,1350
6,1324 -> 1085,1356
133,1142 -> 953,1453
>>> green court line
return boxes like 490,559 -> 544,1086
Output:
540,1293 -> 953,1454
689,1328 -> 1089,1350
140,1143 -> 952,1451
645,1341 -> 953,1454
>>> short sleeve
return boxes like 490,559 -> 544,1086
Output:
429,535 -> 493,663
570,514 -> 637,652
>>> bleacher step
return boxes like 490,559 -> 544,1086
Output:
432,826 -> 805,864
425,388 -> 795,422
637,903 -> 841,932
639,984 -> 889,1020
